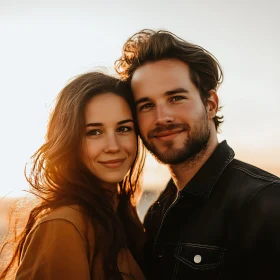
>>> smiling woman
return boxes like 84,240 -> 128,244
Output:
81,93 -> 137,194
0,72 -> 146,280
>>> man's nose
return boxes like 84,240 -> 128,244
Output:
103,133 -> 120,153
155,104 -> 174,125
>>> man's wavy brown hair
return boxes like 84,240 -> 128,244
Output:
115,29 -> 224,131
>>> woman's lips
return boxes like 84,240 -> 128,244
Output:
99,158 -> 126,168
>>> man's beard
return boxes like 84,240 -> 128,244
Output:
141,111 -> 211,165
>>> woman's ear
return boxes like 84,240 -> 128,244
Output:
207,90 -> 219,119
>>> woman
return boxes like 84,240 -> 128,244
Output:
0,72 -> 146,279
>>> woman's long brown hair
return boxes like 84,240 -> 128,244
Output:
0,72 -> 146,279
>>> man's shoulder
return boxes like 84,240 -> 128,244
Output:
226,160 -> 280,224
226,158 -> 280,184
218,159 -> 280,210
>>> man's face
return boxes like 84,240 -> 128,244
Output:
131,59 -> 211,165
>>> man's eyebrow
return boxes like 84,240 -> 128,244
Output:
165,88 -> 189,96
135,97 -> 150,106
85,119 -> 134,127
135,88 -> 189,106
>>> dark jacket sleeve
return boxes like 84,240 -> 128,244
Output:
241,182 -> 280,279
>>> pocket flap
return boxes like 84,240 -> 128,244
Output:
174,243 -> 225,270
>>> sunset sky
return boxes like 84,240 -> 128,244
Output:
0,0 -> 279,197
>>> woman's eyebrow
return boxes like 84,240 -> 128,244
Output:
86,122 -> 102,127
86,119 -> 134,127
118,119 -> 134,125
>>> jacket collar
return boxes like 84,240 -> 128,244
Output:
180,140 -> 235,199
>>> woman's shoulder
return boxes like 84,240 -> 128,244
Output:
18,205 -> 97,278
40,205 -> 85,223
23,205 -> 95,256
31,205 -> 94,241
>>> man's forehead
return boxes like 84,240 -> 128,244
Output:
131,60 -> 192,97
132,59 -> 190,81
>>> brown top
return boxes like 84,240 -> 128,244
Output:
15,205 -> 146,280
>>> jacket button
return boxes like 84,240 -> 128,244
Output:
158,248 -> 164,258
194,254 -> 202,263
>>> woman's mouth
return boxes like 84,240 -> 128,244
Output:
99,158 -> 126,168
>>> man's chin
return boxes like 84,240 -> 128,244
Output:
148,143 -> 208,165
142,138 -> 188,163
148,148 -> 181,165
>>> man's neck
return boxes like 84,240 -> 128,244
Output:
169,137 -> 219,191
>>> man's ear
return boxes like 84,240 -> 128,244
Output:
207,90 -> 219,119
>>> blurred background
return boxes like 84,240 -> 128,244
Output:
1,0 -> 279,238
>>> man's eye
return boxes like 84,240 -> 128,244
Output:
117,126 -> 133,133
171,96 -> 185,102
139,103 -> 154,111
86,129 -> 101,136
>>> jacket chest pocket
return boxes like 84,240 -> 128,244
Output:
173,243 -> 225,280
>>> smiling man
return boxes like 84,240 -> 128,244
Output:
115,29 -> 280,280
131,59 -> 216,184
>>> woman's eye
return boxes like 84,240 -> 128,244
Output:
139,103 -> 154,111
117,126 -> 133,133
86,129 -> 101,136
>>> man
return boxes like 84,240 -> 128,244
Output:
115,29 -> 280,279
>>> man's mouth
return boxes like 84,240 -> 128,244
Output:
153,129 -> 185,141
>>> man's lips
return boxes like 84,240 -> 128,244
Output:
152,129 -> 185,140
148,124 -> 189,140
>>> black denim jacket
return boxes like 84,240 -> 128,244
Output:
143,141 -> 280,280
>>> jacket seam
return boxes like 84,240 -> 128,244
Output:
206,149 -> 235,197
173,246 -> 181,280
246,181 -> 279,206
232,166 -> 280,182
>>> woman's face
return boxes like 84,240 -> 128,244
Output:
81,92 -> 137,189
